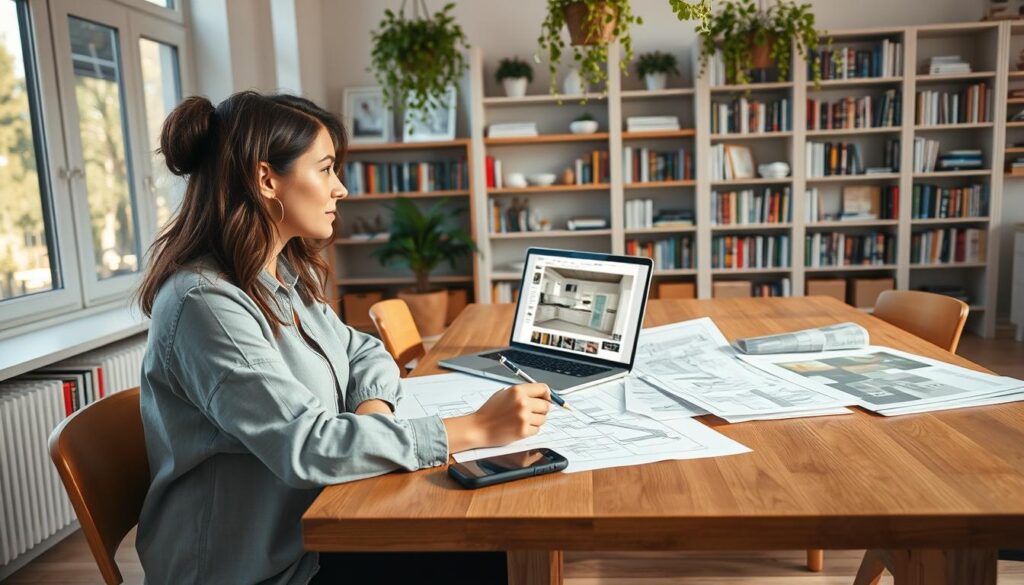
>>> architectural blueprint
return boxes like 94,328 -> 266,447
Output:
396,373 -> 750,473
632,318 -> 855,418
624,374 -> 707,420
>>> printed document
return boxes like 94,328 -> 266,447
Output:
396,373 -> 751,473
632,318 -> 854,418
739,346 -> 1024,415
732,322 -> 869,354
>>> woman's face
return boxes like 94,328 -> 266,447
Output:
265,125 -> 347,241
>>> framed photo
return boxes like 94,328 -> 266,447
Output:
724,144 -> 755,179
402,86 -> 457,143
343,86 -> 391,144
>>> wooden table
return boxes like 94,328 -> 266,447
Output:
303,297 -> 1024,584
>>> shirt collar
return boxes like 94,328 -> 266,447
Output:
258,255 -> 300,293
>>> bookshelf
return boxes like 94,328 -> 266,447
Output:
334,138 -> 478,329
329,20 -> 1019,337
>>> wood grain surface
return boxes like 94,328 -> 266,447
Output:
303,297 -> 1024,553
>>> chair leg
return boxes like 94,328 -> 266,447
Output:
807,548 -> 824,572
853,549 -> 887,585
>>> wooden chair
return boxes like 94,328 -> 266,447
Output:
873,290 -> 970,352
369,299 -> 426,376
850,290 -> 969,582
49,388 -> 149,585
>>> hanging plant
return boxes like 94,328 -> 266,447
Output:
536,0 -> 643,95
370,1 -> 469,115
697,0 -> 822,86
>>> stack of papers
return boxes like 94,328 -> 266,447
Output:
625,116 -> 680,132
929,55 -> 971,75
396,372 -> 750,473
739,347 -> 1024,416
487,122 -> 538,138
628,318 -> 855,423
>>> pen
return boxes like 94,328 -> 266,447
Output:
496,355 -> 571,410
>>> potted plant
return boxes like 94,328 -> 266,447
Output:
635,51 -> 680,91
696,0 -> 821,87
537,0 -> 643,95
496,57 -> 534,98
569,111 -> 599,134
370,2 -> 469,117
372,198 -> 477,337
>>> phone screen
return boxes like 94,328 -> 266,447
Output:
453,448 -> 563,479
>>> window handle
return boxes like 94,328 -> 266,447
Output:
59,167 -> 84,180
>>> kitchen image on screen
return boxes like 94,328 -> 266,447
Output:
533,266 -> 634,341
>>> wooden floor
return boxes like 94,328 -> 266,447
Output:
7,333 -> 1024,584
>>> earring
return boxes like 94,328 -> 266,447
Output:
269,197 -> 285,223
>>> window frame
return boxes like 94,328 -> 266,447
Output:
0,0 -> 191,336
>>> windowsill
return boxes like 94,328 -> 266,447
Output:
0,304 -> 149,383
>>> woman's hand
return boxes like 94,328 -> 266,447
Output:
443,383 -> 551,453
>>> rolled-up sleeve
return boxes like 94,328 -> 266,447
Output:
326,309 -> 403,412
167,286 -> 449,488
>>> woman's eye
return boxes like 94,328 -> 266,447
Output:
321,167 -> 332,174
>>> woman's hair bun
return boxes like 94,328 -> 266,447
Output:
159,96 -> 216,176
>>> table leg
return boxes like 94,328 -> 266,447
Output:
507,550 -> 563,585
807,549 -> 824,572
856,548 -> 997,585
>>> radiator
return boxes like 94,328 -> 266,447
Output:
0,332 -> 148,572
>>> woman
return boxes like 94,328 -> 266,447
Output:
135,91 -> 551,585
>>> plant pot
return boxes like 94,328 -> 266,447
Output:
644,72 -> 667,91
563,1 -> 618,46
563,68 -> 586,95
750,35 -> 775,70
398,288 -> 448,337
502,77 -> 528,98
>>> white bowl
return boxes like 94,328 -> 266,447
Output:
569,120 -> 599,134
758,161 -> 791,179
505,172 -> 527,188
527,173 -> 557,186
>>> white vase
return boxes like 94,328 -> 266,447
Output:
503,77 -> 528,98
644,72 -> 667,91
563,68 -> 585,95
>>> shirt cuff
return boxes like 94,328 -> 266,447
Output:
348,384 -> 399,412
406,415 -> 449,468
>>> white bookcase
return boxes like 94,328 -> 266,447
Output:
330,20 -> 1017,337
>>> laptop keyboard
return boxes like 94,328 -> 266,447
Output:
481,349 -> 612,378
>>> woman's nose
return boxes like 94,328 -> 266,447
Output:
333,178 -> 348,199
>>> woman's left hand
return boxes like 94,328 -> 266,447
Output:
354,399 -> 393,416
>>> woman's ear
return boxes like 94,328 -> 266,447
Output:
257,161 -> 276,200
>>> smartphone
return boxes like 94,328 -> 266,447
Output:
447,448 -> 568,489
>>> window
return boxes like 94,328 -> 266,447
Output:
0,0 -> 58,302
0,0 -> 190,333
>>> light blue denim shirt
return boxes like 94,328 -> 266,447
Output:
136,256 -> 449,585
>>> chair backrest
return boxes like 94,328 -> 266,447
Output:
49,388 -> 149,585
369,299 -> 426,375
873,290 -> 969,353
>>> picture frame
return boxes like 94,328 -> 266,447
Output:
725,145 -> 755,179
402,86 -> 457,143
343,86 -> 391,144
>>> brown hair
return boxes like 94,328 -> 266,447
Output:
136,91 -> 347,331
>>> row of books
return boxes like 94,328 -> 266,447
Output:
488,197 -> 536,233
625,236 -> 695,270
929,55 -> 971,75
806,139 -> 900,177
711,187 -> 792,225
805,186 -> 900,222
710,144 -> 754,181
624,199 -> 696,229
911,228 -> 987,265
710,97 -> 790,134
752,278 -> 792,298
344,160 -> 469,195
711,235 -> 791,269
622,147 -> 693,183
492,282 -> 520,303
915,84 -> 990,125
805,232 -> 897,267
913,139 -> 984,172
911,184 -> 988,219
575,151 -> 611,185
806,90 -> 901,130
811,40 -> 903,80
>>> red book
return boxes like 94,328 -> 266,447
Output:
62,381 -> 73,416
485,156 -> 495,188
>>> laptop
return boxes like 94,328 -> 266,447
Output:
439,247 -> 654,393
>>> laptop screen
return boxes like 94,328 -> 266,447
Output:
510,249 -> 653,367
